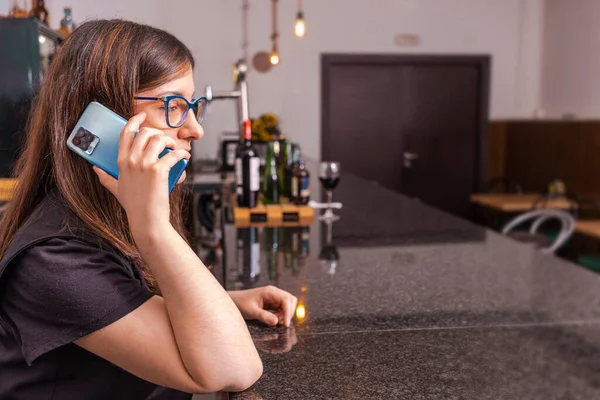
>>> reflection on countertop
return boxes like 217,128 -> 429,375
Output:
196,163 -> 600,399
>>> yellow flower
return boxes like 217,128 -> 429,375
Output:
252,119 -> 266,135
259,130 -> 271,142
261,113 -> 278,128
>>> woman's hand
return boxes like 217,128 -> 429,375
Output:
93,112 -> 190,238
229,286 -> 298,327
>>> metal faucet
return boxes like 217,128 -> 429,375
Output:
204,59 -> 250,138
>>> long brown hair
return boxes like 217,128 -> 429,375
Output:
0,19 -> 196,292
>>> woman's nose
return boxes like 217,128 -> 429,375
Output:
179,114 -> 204,140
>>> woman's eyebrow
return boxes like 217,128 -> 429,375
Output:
155,91 -> 184,97
156,91 -> 196,100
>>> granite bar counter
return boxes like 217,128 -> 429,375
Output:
199,165 -> 600,399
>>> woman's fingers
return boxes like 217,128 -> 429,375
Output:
280,293 -> 298,327
155,149 -> 191,170
118,112 -> 146,160
262,286 -> 299,327
255,309 -> 279,326
143,135 -> 177,166
289,296 -> 298,326
272,310 -> 285,325
119,122 -> 183,175
128,126 -> 164,162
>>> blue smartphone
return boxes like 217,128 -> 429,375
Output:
66,101 -> 188,193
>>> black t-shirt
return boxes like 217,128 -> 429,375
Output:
0,194 -> 192,400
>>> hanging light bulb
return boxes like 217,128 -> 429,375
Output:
295,11 -> 305,38
270,48 -> 280,65
270,0 -> 280,65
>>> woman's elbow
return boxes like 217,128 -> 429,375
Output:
225,357 -> 264,392
197,355 -> 263,393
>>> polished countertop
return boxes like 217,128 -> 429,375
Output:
199,166 -> 600,399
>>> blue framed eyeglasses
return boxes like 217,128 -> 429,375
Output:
135,95 -> 208,128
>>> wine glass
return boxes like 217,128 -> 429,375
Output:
319,161 -> 341,221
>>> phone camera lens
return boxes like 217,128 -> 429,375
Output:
82,134 -> 94,143
76,128 -> 86,138
80,142 -> 90,151
72,137 -> 81,145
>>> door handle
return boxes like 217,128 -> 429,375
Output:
403,152 -> 419,168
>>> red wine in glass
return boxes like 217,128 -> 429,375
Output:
319,177 -> 340,190
319,162 -> 341,221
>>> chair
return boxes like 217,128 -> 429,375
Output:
480,176 -> 523,229
530,192 -> 579,216
527,191 -> 586,247
502,209 -> 575,254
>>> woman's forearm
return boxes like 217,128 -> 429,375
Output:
135,224 -> 262,391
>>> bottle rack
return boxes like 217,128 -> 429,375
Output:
232,194 -> 314,227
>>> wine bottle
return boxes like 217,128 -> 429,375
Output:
30,0 -> 49,25
291,160 -> 310,205
262,140 -> 280,204
58,7 -> 74,36
235,120 -> 260,208
279,140 -> 292,198
288,144 -> 301,200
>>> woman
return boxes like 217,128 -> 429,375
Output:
0,19 -> 297,399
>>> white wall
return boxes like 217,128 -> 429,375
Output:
541,0 -> 600,118
241,0 -> 545,159
515,0 -> 545,118
4,0 -> 545,159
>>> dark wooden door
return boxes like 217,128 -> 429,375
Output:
321,55 -> 489,218
325,64 -> 406,190
401,64 -> 481,217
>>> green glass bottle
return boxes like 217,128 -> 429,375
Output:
279,140 -> 292,198
262,140 -> 280,204
288,144 -> 301,200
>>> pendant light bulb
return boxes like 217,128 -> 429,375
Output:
270,50 -> 280,65
295,11 -> 305,38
